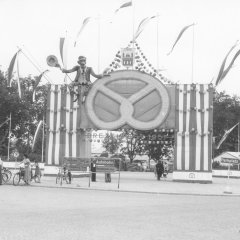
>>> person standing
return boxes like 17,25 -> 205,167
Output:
33,160 -> 41,183
19,154 -> 31,185
0,157 -> 3,185
91,159 -> 97,182
155,160 -> 164,181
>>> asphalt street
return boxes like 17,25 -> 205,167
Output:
0,185 -> 240,240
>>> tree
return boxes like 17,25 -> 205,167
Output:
102,131 -> 123,154
120,129 -> 145,163
213,90 -> 240,157
0,70 -> 48,159
141,130 -> 174,162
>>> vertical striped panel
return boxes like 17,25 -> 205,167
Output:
54,85 -> 61,165
203,84 -> 209,171
72,86 -> 78,157
195,85 -> 202,170
65,88 -> 70,157
45,85 -> 51,165
59,86 -> 66,165
189,85 -> 197,171
176,84 -> 184,170
46,84 -> 92,165
181,85 -> 187,170
174,84 -> 213,173
69,90 -> 74,157
174,86 -> 179,171
200,85 -> 205,171
185,85 -> 191,170
208,85 -> 213,171
47,85 -> 55,165
76,95 -> 81,157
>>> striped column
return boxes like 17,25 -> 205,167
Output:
46,85 -> 91,165
173,84 -> 213,183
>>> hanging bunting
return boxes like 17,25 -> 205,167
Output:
32,120 -> 43,151
215,42 -> 239,86
7,50 -> 21,86
167,23 -> 195,55
32,70 -> 49,102
219,49 -> 240,81
216,123 -> 239,149
59,37 -> 65,65
114,1 -> 132,14
74,17 -> 92,47
16,52 -> 22,99
0,118 -> 10,129
133,15 -> 157,42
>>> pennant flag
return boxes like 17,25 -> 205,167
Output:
16,52 -> 22,99
59,37 -> 65,65
74,17 -> 91,47
115,1 -> 132,13
167,23 -> 195,55
32,120 -> 43,151
8,51 -> 20,86
215,41 -> 238,86
216,123 -> 239,149
216,48 -> 240,86
32,70 -> 49,102
133,16 -> 157,42
0,118 -> 10,129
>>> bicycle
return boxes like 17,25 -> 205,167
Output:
13,167 -> 26,185
1,171 -> 9,184
2,167 -> 12,182
56,167 -> 72,185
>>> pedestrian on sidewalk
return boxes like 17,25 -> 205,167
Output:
19,154 -> 31,185
91,159 -> 97,182
32,160 -> 41,182
155,160 -> 164,181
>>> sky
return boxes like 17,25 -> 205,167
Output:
1,0 -> 240,95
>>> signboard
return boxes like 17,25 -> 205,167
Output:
94,157 -> 118,172
221,157 -> 240,164
63,157 -> 91,171
121,48 -> 135,67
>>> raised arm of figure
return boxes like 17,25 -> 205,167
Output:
62,66 -> 79,74
89,67 -> 104,79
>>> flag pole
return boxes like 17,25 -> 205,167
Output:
191,23 -> 195,83
97,15 -> 101,73
131,0 -> 135,71
156,12 -> 159,70
7,113 -> 12,161
41,116 -> 45,163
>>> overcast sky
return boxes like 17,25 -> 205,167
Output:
1,0 -> 240,95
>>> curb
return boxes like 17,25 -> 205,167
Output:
28,183 -> 240,197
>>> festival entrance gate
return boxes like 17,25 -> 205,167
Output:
46,70 -> 213,183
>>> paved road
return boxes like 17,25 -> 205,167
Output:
0,185 -> 239,240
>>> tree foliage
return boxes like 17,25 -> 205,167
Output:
213,91 -> 240,157
0,70 -> 48,159
120,129 -> 145,162
141,130 -> 174,161
102,131 -> 122,154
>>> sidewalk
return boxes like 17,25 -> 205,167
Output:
30,172 -> 240,196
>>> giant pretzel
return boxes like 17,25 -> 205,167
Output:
85,70 -> 170,130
